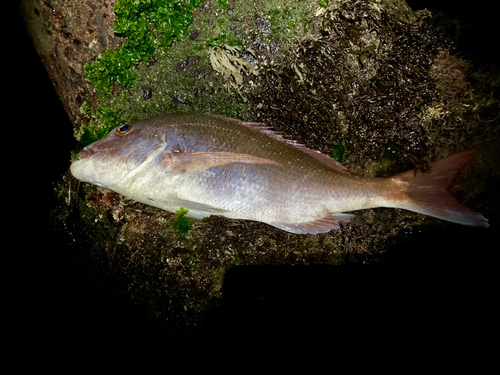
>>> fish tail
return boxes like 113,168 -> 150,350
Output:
390,150 -> 489,227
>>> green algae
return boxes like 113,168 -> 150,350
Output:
331,140 -> 345,162
172,207 -> 191,236
84,0 -> 204,93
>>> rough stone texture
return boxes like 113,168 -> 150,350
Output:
20,0 -> 122,123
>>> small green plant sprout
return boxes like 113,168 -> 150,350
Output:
172,207 -> 191,235
331,140 -> 346,162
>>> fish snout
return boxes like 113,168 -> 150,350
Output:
78,148 -> 95,160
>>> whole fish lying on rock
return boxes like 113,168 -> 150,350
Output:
70,114 -> 488,234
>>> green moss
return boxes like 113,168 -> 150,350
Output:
84,0 -> 204,93
206,1 -> 315,51
172,207 -> 191,235
331,140 -> 345,162
318,0 -> 329,8
215,0 -> 230,11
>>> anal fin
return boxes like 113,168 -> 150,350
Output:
268,213 -> 355,234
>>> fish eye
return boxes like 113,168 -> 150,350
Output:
116,124 -> 134,136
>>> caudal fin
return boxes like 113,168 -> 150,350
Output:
390,150 -> 489,227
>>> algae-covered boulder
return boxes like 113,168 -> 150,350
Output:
21,0 -> 498,350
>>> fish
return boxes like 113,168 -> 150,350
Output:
70,113 -> 489,234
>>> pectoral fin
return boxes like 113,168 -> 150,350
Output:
161,151 -> 282,174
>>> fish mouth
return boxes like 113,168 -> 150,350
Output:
70,148 -> 99,182
70,157 -> 106,187
69,158 -> 87,181
70,148 -> 96,182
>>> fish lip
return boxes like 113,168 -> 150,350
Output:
70,157 -> 108,187
69,158 -> 86,181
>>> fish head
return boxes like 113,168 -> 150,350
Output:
70,122 -> 165,188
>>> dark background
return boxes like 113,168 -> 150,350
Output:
12,0 -> 497,361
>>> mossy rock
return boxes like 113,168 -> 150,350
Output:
51,0 -> 499,342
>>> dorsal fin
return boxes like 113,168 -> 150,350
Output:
206,114 -> 350,174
